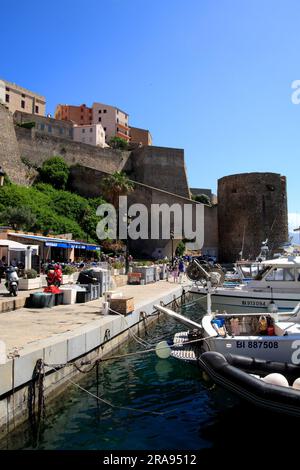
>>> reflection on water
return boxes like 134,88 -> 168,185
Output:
1,296 -> 298,451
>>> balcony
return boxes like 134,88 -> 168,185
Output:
116,130 -> 130,141
116,122 -> 128,131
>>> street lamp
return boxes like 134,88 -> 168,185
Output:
0,167 -> 5,187
170,230 -> 174,266
122,214 -> 133,274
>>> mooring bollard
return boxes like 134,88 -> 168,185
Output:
0,340 -> 6,364
102,301 -> 109,315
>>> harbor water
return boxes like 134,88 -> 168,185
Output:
2,297 -> 299,451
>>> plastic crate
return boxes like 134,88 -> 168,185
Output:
133,267 -> 155,284
54,292 -> 64,306
60,287 -> 77,305
76,290 -> 91,303
27,292 -> 55,308
78,283 -> 100,300
128,272 -> 142,285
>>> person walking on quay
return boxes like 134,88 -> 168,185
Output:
178,258 -> 186,284
166,263 -> 172,282
172,263 -> 179,283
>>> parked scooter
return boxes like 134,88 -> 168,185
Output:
5,266 -> 19,296
46,264 -> 62,287
54,264 -> 62,287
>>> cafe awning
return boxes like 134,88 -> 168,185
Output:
0,239 -> 39,252
8,233 -> 100,251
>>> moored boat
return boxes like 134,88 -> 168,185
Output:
155,301 -> 300,364
189,256 -> 300,312
198,351 -> 300,417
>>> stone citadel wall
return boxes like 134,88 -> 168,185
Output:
218,172 -> 288,262
0,104 -> 28,184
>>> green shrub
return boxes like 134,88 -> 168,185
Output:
39,156 -> 69,189
112,261 -> 124,269
18,122 -> 36,129
23,269 -> 37,279
62,265 -> 77,275
192,194 -> 211,205
0,182 -> 105,243
0,206 -> 36,231
175,241 -> 186,257
108,136 -> 128,150
135,260 -> 152,266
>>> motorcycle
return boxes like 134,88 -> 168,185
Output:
5,266 -> 19,296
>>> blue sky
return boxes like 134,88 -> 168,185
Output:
2,0 -> 300,224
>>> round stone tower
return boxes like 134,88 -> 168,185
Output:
218,172 -> 288,262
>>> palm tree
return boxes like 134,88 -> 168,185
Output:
100,171 -> 134,209
100,172 -> 135,248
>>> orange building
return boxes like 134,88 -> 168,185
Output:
130,126 -> 152,146
55,103 -> 92,125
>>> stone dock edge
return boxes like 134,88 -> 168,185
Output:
0,285 -> 189,440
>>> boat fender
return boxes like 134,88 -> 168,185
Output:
155,341 -> 171,359
262,373 -> 289,387
267,301 -> 278,315
292,378 -> 300,390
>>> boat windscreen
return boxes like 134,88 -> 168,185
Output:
254,266 -> 271,280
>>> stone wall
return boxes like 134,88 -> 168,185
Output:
130,145 -> 190,198
0,104 -> 27,184
0,109 -> 211,258
69,165 -> 214,258
15,126 -> 131,173
203,205 -> 218,257
218,172 -> 288,262
14,111 -> 74,141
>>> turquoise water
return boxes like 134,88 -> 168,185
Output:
2,299 -> 298,451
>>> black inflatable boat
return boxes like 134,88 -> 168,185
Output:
198,352 -> 300,417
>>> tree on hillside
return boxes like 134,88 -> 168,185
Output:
100,171 -> 134,241
100,171 -> 134,209
0,206 -> 36,231
175,240 -> 186,257
192,194 -> 211,205
108,136 -> 129,150
39,156 -> 70,189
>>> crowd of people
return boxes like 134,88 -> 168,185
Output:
165,257 -> 188,283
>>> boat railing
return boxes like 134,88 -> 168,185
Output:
214,312 -> 272,317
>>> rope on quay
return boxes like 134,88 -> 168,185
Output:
28,358 -> 46,443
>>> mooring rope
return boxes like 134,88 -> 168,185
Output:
45,362 -> 176,416
108,306 -> 152,348
44,333 -> 215,370
28,358 -> 45,444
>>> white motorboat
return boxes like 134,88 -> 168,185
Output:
154,301 -> 300,365
190,256 -> 300,312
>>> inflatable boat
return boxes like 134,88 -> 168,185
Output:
198,352 -> 300,417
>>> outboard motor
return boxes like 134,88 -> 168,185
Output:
186,260 -> 224,286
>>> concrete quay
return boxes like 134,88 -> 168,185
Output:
0,274 -> 128,314
0,280 -> 192,439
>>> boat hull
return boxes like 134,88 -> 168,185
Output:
199,352 -> 300,417
191,286 -> 300,311
203,335 -> 300,364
